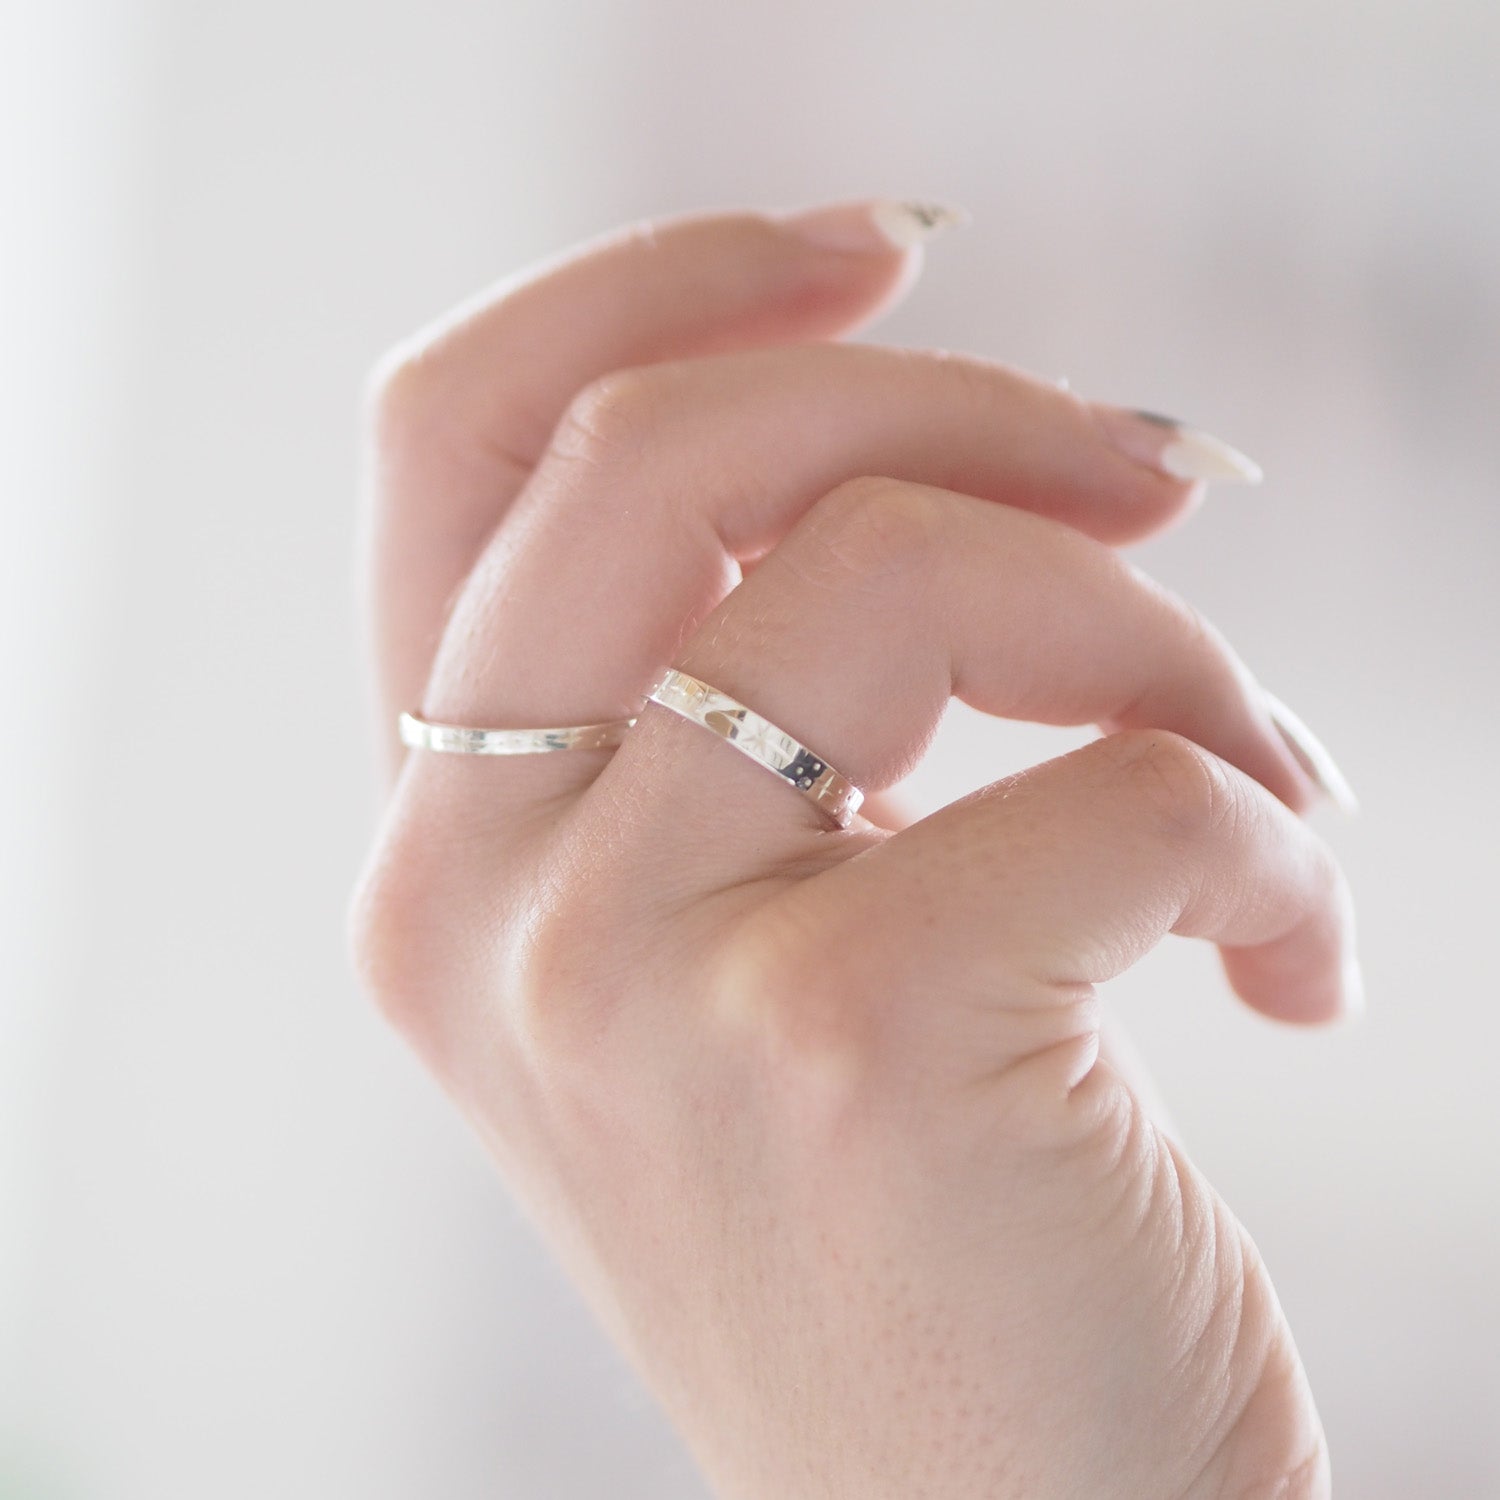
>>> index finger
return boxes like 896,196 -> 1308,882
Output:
361,198 -> 956,773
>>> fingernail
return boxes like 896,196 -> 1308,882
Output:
1092,406 -> 1264,485
1263,690 -> 1361,817
780,198 -> 970,254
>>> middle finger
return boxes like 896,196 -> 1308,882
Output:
419,342 -> 1254,777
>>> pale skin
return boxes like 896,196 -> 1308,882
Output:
350,200 -> 1359,1498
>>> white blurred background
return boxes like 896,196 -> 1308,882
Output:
3,1 -> 1497,1495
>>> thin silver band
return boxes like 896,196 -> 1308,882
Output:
398,710 -> 636,755
645,668 -> 864,829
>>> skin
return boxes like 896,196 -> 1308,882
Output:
350,201 -> 1357,1498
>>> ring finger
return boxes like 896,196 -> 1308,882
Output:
590,477 -> 1317,892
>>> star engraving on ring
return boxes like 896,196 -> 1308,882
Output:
730,715 -> 799,771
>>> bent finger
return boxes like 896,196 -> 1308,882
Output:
589,480 -> 1319,869
757,728 -> 1358,1056
417,342 -> 1237,739
362,198 -> 952,769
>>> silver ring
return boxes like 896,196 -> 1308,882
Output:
645,668 -> 864,829
398,710 -> 636,755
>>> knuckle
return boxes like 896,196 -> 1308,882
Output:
548,366 -> 662,473
509,893 -> 625,1060
932,346 -> 1027,432
346,814 -> 482,1049
711,898 -> 880,1125
803,477 -> 945,595
1124,562 -> 1239,686
506,866 -> 707,1141
502,820 -> 666,1070
1106,727 -> 1243,842
1160,587 -> 1244,693
347,844 -> 436,1042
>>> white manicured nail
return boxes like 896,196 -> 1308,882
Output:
1264,690 -> 1361,816
868,199 -> 971,248
1093,407 -> 1264,485
782,198 -> 970,254
1156,419 -> 1264,483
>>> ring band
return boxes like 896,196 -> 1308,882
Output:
645,668 -> 864,829
398,710 -> 636,755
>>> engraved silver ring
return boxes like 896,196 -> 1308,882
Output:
645,668 -> 864,829
398,710 -> 636,755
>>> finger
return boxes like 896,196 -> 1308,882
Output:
363,198 -> 953,767
591,479 -> 1318,885
753,730 -> 1359,1047
419,342 -> 1231,740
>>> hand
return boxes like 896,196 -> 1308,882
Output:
351,200 -> 1356,1498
